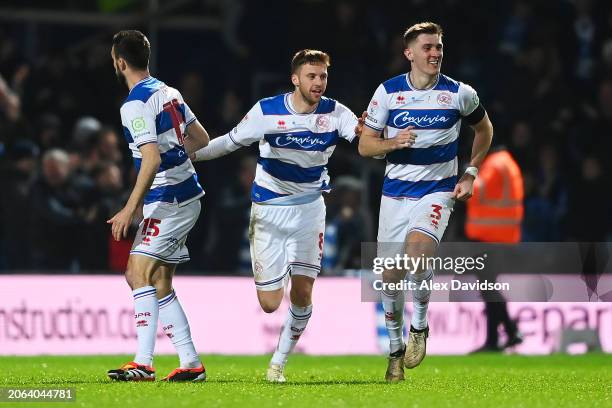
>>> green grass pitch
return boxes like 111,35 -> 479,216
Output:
0,354 -> 610,407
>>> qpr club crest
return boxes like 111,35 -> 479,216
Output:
368,100 -> 379,116
437,92 -> 453,106
315,115 -> 331,131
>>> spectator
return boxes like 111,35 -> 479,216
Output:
35,113 -> 63,151
72,116 -> 101,149
522,145 -> 568,241
79,161 -> 127,271
0,139 -> 39,270
96,126 -> 123,165
29,148 -> 91,271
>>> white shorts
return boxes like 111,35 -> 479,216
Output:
377,192 -> 454,257
249,196 -> 326,291
131,199 -> 201,264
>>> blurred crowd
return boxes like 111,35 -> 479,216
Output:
1,0 -> 611,273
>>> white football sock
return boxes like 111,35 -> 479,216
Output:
410,268 -> 433,330
381,288 -> 405,354
133,286 -> 158,366
270,303 -> 312,366
158,290 -> 201,369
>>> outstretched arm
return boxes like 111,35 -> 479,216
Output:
191,133 -> 243,161
191,103 -> 264,161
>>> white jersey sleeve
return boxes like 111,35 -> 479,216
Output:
121,100 -> 158,147
336,102 -> 359,142
457,82 -> 480,117
227,103 -> 265,147
364,84 -> 389,132
182,99 -> 197,127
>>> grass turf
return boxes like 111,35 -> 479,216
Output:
0,354 -> 610,407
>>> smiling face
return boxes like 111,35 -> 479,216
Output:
292,62 -> 328,105
404,33 -> 443,77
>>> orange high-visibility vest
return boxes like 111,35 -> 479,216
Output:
465,150 -> 524,243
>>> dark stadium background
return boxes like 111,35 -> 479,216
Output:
1,0 -> 611,274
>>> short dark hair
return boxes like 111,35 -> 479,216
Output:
291,49 -> 330,74
112,30 -> 150,70
403,22 -> 443,48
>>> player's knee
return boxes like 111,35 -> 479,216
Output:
291,288 -> 311,305
151,265 -> 174,298
411,265 -> 428,280
290,282 -> 313,306
382,269 -> 405,283
261,304 -> 278,314
405,244 -> 434,260
257,290 -> 283,313
153,280 -> 173,298
124,266 -> 139,289
124,255 -> 157,289
259,299 -> 281,313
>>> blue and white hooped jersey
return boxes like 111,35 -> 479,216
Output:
364,73 -> 480,199
120,77 -> 203,205
227,93 -> 358,203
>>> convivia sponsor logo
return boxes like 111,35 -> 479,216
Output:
275,134 -> 328,149
392,111 -> 452,128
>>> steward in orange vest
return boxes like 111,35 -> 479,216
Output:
465,149 -> 524,243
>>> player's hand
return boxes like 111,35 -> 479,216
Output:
355,111 -> 367,137
107,206 -> 135,241
390,126 -> 417,150
453,174 -> 475,201
189,152 -> 196,161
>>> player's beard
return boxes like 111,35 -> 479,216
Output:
298,86 -> 319,106
115,66 -> 127,88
